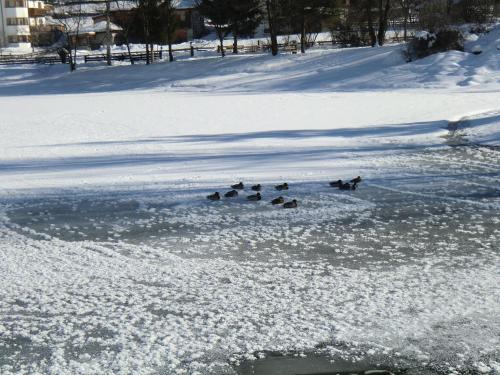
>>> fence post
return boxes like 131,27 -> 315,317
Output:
190,42 -> 194,57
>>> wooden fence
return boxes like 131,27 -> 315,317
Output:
0,36 -> 404,65
0,55 -> 65,65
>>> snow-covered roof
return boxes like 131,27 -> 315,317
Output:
173,0 -> 196,9
53,0 -> 196,14
80,20 -> 122,33
48,16 -> 122,34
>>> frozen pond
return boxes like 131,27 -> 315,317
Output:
1,144 -> 499,375
5,146 -> 500,267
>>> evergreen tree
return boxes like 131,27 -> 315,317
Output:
265,0 -> 280,55
228,0 -> 262,54
197,0 -> 232,57
284,0 -> 336,53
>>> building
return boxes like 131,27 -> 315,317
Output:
0,0 -> 48,48
69,18 -> 122,50
0,0 -> 31,48
92,0 -> 204,45
173,0 -> 205,41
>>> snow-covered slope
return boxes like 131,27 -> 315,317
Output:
1,26 -> 499,96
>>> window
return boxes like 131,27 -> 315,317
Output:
7,17 -> 29,25
5,0 -> 26,7
7,35 -> 30,43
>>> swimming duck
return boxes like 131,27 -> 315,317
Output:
225,190 -> 239,198
231,182 -> 244,190
247,193 -> 262,201
283,199 -> 298,209
207,192 -> 221,201
339,183 -> 352,190
329,179 -> 342,187
350,176 -> 362,184
275,183 -> 289,191
271,196 -> 285,205
251,184 -> 262,191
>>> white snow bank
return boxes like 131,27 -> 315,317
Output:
458,110 -> 500,146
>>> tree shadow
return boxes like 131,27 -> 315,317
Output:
28,119 -> 448,149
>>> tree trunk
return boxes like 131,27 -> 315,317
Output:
150,43 -> 154,63
69,48 -> 76,71
266,0 -> 278,56
366,0 -> 377,47
72,37 -> 78,71
146,43 -> 150,65
233,33 -> 238,54
66,36 -> 74,71
126,37 -> 134,65
300,14 -> 306,53
168,41 -> 173,62
403,6 -> 408,42
219,36 -> 225,57
105,0 -> 111,66
377,0 -> 391,46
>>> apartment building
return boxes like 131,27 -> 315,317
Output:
0,0 -> 46,48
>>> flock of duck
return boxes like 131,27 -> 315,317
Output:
206,176 -> 362,209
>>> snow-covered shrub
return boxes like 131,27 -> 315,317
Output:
405,29 -> 464,61
471,44 -> 482,54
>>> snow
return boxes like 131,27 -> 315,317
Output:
0,25 -> 499,375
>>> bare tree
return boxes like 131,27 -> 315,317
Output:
138,0 -> 159,64
161,0 -> 178,62
52,1 -> 84,71
227,0 -> 262,54
376,0 -> 391,45
113,0 -> 139,64
397,0 -> 417,41
417,0 -> 451,32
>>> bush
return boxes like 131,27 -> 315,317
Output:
405,29 -> 464,61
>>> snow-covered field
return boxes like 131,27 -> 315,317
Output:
0,26 -> 499,375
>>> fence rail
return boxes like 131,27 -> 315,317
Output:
0,36 -> 406,65
0,55 -> 65,65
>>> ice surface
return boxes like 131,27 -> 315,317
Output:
1,145 -> 499,375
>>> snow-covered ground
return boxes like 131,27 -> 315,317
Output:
0,26 -> 499,375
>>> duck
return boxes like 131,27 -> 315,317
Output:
224,190 -> 239,198
329,179 -> 342,187
350,176 -> 362,184
251,184 -> 262,191
271,196 -> 285,205
339,183 -> 352,190
283,199 -> 298,209
231,182 -> 244,190
247,193 -> 262,201
275,183 -> 289,191
207,192 -> 221,201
